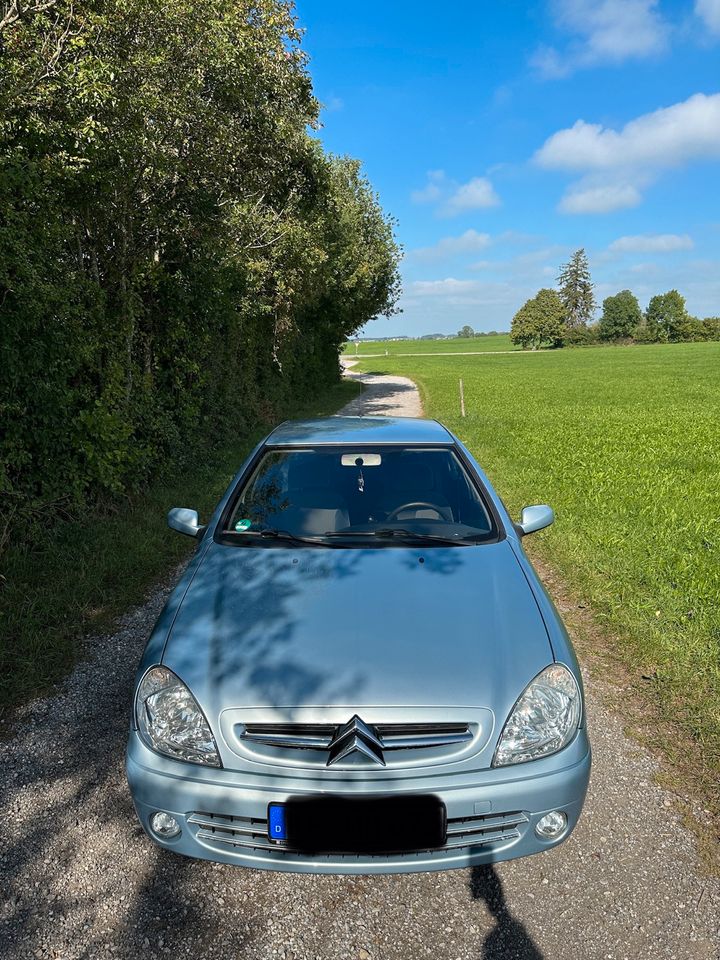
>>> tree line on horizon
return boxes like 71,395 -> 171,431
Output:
510,250 -> 719,350
0,0 -> 401,547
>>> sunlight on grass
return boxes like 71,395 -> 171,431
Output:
356,343 -> 720,770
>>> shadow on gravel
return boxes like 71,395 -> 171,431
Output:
342,375 -> 419,416
470,866 -> 544,959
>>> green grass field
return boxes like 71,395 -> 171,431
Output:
356,342 -> 720,777
343,333 -> 516,356
0,380 -> 360,711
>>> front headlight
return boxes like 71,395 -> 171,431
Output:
493,664 -> 581,767
135,666 -> 221,767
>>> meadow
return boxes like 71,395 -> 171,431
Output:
343,333 -> 516,356
356,342 -> 720,781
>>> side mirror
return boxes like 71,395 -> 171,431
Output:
168,507 -> 205,538
518,504 -> 554,536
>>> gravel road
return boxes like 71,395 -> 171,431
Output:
2,370 -> 718,960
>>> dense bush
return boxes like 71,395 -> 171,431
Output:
599,290 -> 642,341
0,0 -> 400,548
510,288 -> 565,349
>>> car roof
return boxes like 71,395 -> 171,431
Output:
265,416 -> 455,447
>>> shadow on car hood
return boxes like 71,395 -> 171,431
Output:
162,541 -> 552,718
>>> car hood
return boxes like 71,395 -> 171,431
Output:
162,540 -> 553,719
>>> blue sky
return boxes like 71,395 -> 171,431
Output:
297,0 -> 720,337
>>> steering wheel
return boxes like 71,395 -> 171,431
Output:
385,501 -> 446,521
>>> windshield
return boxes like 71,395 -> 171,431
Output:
219,445 -> 497,546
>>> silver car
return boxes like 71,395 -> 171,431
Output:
126,416 -> 591,874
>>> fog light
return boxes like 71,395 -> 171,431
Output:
150,811 -> 181,839
535,811 -> 567,840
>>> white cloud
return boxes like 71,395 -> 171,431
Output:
559,181 -> 643,213
411,170 -> 447,204
410,171 -> 500,215
411,230 -> 492,262
609,233 -> 694,253
533,0 -> 669,78
469,246 -> 566,272
443,177 -> 500,215
536,93 -> 720,171
409,278 -> 483,297
696,0 -> 720,34
535,92 -> 720,213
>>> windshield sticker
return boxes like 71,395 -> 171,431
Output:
234,518 -> 252,532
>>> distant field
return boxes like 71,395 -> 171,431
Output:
343,333 -> 515,355
356,342 -> 720,776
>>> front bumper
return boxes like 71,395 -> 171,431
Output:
126,730 -> 591,875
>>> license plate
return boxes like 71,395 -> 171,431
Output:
267,796 -> 446,854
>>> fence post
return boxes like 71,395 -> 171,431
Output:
459,378 -> 466,417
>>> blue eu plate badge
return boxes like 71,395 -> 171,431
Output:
268,804 -> 287,842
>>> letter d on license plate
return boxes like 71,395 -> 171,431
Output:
268,803 -> 287,842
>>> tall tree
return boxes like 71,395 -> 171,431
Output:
510,289 -> 565,349
599,290 -> 642,340
557,249 -> 596,329
645,290 -> 693,342
0,0 -> 400,544
457,324 -> 475,338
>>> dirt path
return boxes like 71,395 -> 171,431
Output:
340,360 -> 422,417
1,373 -> 718,960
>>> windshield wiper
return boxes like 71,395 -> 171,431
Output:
324,528 -> 478,545
257,528 -> 326,545
224,527 -> 324,546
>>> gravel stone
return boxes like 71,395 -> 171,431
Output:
1,371 -> 718,959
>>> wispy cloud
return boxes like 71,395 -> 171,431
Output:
696,0 -> 720,35
609,233 -> 694,253
409,278 -> 483,297
532,0 -> 669,78
444,178 -> 500,215
535,92 -> 720,213
410,171 -> 500,216
410,230 -> 492,262
560,182 -> 644,214
411,170 -> 447,204
322,95 -> 344,113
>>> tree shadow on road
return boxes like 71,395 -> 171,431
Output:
470,865 -> 545,959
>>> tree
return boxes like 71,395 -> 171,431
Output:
645,290 -> 692,342
599,290 -> 642,340
457,325 -> 475,338
0,0 -> 401,550
557,249 -> 596,330
510,289 -> 565,349
703,317 -> 720,341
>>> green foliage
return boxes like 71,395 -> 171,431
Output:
0,379 -> 360,709
510,288 -> 565,349
599,290 -> 643,340
557,248 -> 596,329
355,342 -> 720,791
645,290 -> 692,342
457,325 -> 475,338
702,317 -> 720,340
0,0 -> 400,551
563,323 -> 600,347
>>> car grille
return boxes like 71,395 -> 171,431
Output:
188,809 -> 529,857
238,721 -> 472,753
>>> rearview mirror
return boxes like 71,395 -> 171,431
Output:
518,504 -> 554,536
168,507 -> 205,538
